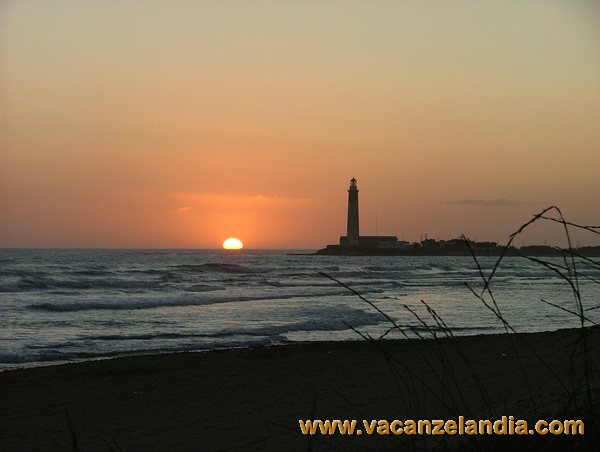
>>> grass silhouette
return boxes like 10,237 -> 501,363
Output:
322,206 -> 599,450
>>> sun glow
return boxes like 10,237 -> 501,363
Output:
222,237 -> 244,250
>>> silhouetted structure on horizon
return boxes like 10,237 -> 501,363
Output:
333,178 -> 411,251
316,178 -> 600,256
345,178 -> 359,245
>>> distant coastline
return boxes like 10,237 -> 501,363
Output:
316,240 -> 600,257
319,178 -> 600,257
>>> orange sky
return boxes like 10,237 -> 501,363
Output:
2,1 -> 600,248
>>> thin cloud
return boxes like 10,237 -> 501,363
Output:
172,192 -> 313,207
446,199 -> 536,207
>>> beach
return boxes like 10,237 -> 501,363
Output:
1,327 -> 598,451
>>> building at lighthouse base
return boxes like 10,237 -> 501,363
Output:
318,236 -> 412,255
339,235 -> 411,249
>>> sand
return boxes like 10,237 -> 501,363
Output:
1,327 -> 598,451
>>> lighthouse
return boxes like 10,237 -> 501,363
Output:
346,177 -> 360,245
320,178 -> 408,253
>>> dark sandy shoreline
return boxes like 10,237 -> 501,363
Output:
1,328 -> 598,451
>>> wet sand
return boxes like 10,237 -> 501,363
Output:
1,327 -> 598,451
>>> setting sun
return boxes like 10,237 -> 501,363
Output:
222,238 -> 244,250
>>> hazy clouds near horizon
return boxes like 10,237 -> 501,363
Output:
2,1 -> 599,248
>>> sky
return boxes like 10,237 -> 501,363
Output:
2,1 -> 600,249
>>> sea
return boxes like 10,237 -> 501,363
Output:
1,249 -> 599,369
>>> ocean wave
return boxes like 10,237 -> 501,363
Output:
2,313 -> 387,365
0,269 -> 50,278
69,269 -> 115,276
26,288 -> 355,312
324,270 -> 370,278
130,269 -> 169,274
181,284 -> 224,292
173,263 -> 270,274
323,266 -> 340,271
0,324 -> 500,366
82,330 -> 271,341
262,280 -> 335,288
2,276 -> 169,292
